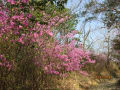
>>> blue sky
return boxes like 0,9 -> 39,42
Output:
65,0 -> 114,53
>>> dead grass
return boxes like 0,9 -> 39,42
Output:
54,61 -> 120,90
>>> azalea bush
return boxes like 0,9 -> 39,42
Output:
83,52 -> 107,74
0,0 -> 95,89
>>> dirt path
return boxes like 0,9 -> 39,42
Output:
88,78 -> 120,90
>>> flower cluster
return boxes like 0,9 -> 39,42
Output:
0,0 -> 95,76
35,34 -> 96,75
7,0 -> 29,4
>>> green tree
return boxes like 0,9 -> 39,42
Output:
81,0 -> 120,29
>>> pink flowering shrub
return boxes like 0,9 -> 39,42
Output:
0,0 -> 95,89
0,0 -> 96,75
31,25 -> 95,75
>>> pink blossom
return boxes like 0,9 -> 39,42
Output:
72,30 -> 78,34
59,55 -> 68,60
33,33 -> 38,38
46,30 -> 53,37
12,16 -> 19,19
54,11 -> 56,14
65,16 -> 69,20
17,35 -> 25,44
27,14 -> 32,18
65,33 -> 74,38
22,0 -> 29,3
10,21 -> 15,26
17,38 -> 24,44
18,25 -> 22,29
51,70 -> 59,75
88,60 -> 96,63
14,30 -> 19,34
7,0 -> 16,4
0,63 -> 2,66
40,31 -> 43,36
21,34 -> 25,37
59,18 -> 65,23
44,66 -> 48,71
79,71 -> 88,76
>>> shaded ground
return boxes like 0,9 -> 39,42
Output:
88,78 -> 120,90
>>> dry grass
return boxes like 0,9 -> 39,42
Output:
54,71 -> 99,90
53,60 -> 120,90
